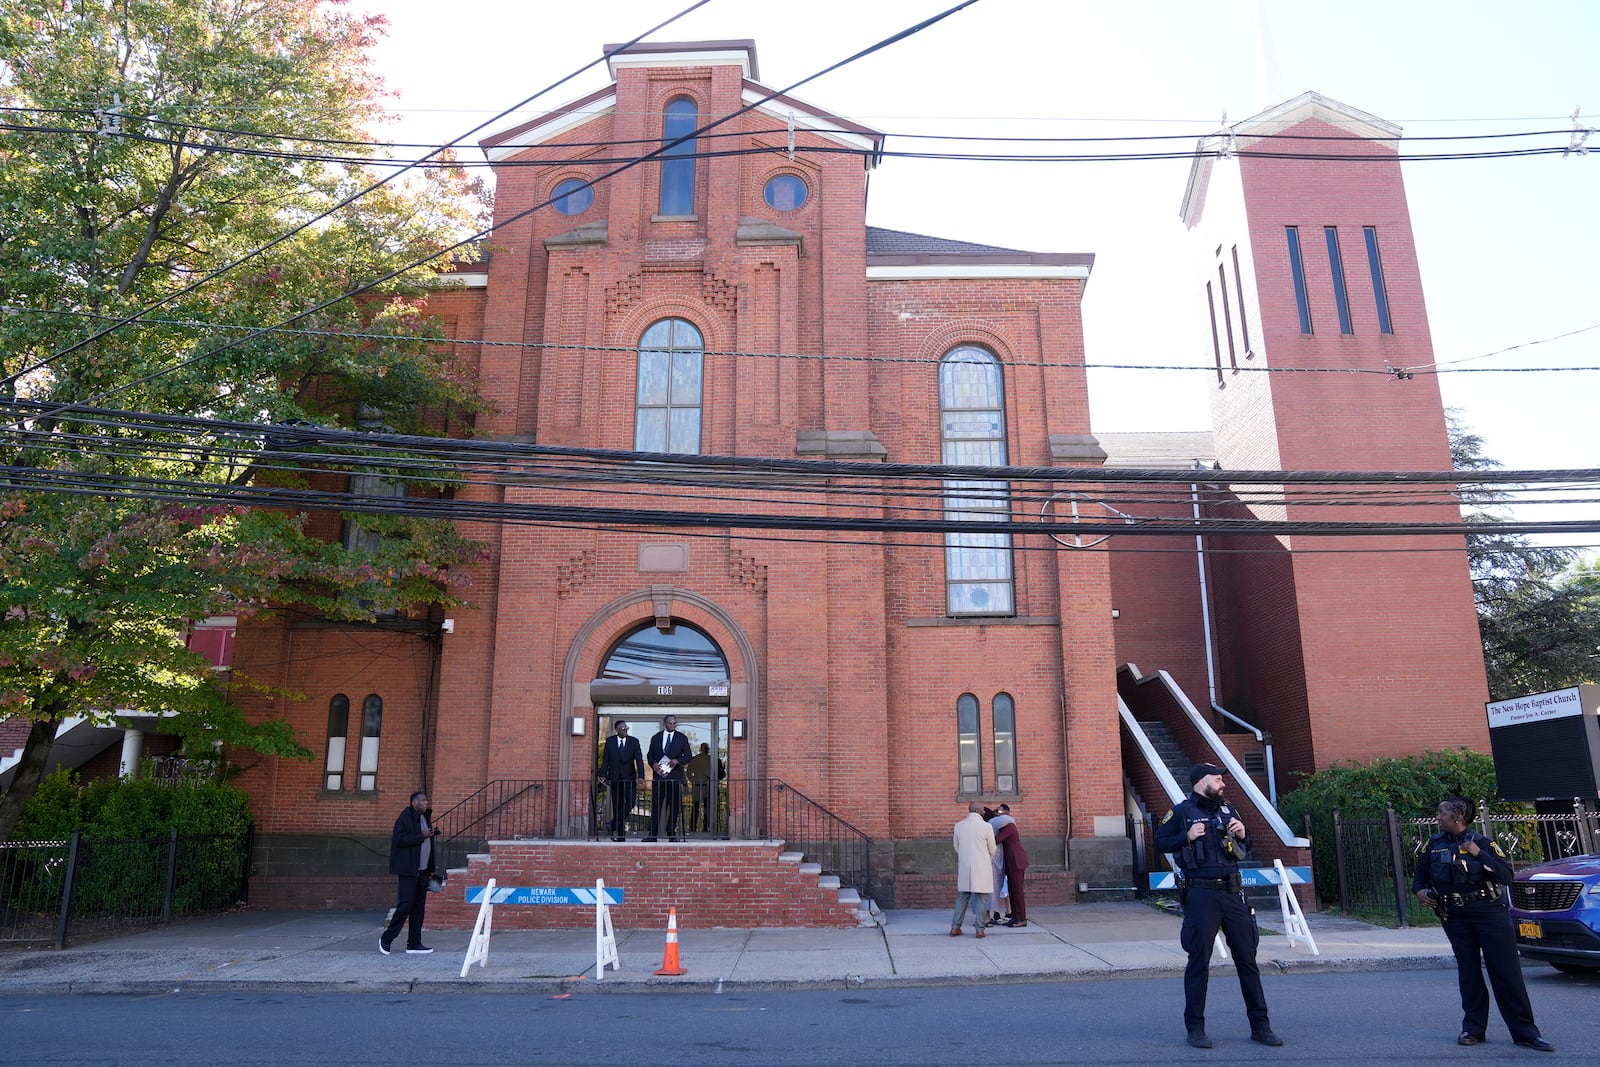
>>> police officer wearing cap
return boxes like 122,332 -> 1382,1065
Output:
1412,797 -> 1554,1052
1154,762 -> 1282,1049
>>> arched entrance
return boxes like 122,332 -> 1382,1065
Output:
590,620 -> 731,838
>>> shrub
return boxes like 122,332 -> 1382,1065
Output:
1276,748 -> 1526,905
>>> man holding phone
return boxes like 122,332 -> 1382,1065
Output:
380,789 -> 441,956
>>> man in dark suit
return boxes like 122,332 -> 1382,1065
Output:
597,719 -> 645,841
645,714 -> 692,841
380,790 -> 440,956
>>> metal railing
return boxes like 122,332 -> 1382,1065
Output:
435,778 -> 875,902
1,829 -> 251,948
1331,800 -> 1600,927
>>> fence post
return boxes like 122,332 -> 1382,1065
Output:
240,825 -> 254,906
54,831 -> 81,951
1303,812 -> 1319,912
162,827 -> 179,923
1332,809 -> 1350,916
1385,806 -> 1409,928
1576,798 -> 1596,856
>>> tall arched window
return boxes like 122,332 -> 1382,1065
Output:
658,96 -> 697,216
992,692 -> 1018,793
940,346 -> 1013,615
356,694 -> 382,792
324,694 -> 349,791
956,693 -> 982,794
635,318 -> 704,454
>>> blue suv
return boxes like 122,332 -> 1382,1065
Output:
1509,853 -> 1600,975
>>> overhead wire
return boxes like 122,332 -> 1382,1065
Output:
7,0 -> 987,428
0,0 -> 717,391
6,305 -> 1596,379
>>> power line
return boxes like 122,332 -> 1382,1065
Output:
0,0 -> 716,392
7,305 -> 1595,379
8,0 -> 985,429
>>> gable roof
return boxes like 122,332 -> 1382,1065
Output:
1180,91 -> 1403,225
481,41 -> 883,165
865,226 -> 1094,281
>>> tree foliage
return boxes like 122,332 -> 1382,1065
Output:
1449,411 -> 1598,699
0,0 -> 491,839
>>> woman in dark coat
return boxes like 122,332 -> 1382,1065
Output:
991,803 -> 1029,927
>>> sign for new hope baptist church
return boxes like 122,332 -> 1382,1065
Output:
1485,685 -> 1600,801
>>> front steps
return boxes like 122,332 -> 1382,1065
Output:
426,838 -> 867,931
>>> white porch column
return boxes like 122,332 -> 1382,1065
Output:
119,729 -> 144,779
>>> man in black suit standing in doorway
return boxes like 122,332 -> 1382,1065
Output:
597,720 -> 645,841
645,714 -> 692,841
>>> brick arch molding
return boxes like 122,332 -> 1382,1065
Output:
555,586 -> 762,782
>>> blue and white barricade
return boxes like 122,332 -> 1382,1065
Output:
465,884 -> 624,906
1148,863 -> 1317,956
458,880 -> 628,979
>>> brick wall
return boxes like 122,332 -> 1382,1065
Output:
424,841 -> 860,929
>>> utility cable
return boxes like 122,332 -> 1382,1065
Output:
1,0 -> 715,391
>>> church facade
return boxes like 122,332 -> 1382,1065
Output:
190,43 -> 1488,910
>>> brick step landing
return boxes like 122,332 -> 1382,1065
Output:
425,838 -> 863,931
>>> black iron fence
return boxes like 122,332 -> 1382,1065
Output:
0,828 -> 252,948
1332,801 -> 1600,927
436,778 -> 874,902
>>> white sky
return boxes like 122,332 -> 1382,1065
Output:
362,0 -> 1599,541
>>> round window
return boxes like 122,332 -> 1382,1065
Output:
551,178 -> 594,216
762,174 -> 808,212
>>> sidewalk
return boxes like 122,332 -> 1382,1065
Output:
0,901 -> 1455,995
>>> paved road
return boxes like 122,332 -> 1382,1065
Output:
5,967 -> 1594,1065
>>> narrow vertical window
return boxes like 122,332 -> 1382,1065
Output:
1205,282 -> 1225,387
635,318 -> 704,454
1230,246 -> 1253,356
1285,227 -> 1313,335
1325,226 -> 1353,335
957,693 -> 982,793
356,694 -> 382,792
658,96 -> 697,217
324,694 -> 349,791
992,693 -> 1017,793
1363,226 -> 1394,334
1216,264 -> 1238,369
940,346 -> 1013,616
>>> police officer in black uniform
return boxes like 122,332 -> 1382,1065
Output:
1154,763 -> 1283,1049
1412,797 -> 1554,1052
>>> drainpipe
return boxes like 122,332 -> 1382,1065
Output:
1193,463 -> 1278,806
1191,464 -> 1219,713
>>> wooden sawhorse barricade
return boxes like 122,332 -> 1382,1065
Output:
460,878 -> 625,979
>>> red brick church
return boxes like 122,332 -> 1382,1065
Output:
2,41 -> 1488,925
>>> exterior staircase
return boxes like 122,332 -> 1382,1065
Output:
1138,720 -> 1193,787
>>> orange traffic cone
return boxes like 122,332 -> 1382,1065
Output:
654,906 -> 687,976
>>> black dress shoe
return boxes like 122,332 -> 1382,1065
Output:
1186,1031 -> 1213,1049
1514,1038 -> 1555,1053
1457,1033 -> 1484,1046
1250,1029 -> 1284,1047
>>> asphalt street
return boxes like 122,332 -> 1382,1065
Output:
5,967 -> 1597,1066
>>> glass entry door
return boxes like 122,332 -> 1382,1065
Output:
597,706 -> 727,839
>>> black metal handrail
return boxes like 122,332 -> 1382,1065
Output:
434,778 -> 874,903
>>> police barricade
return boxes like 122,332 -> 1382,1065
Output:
1150,862 -> 1318,956
460,878 -> 625,979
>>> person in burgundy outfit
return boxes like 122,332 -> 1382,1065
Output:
991,802 -> 1029,926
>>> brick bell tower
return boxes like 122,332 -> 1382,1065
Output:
1178,92 -> 1489,777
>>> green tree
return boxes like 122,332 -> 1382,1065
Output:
1449,411 -> 1597,698
0,0 -> 490,840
